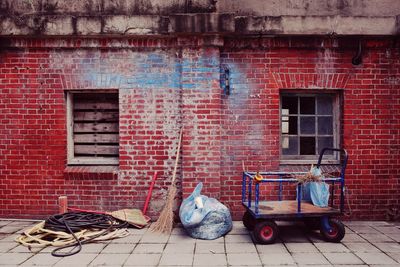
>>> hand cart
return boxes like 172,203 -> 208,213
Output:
242,148 -> 348,244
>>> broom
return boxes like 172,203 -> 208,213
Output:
150,128 -> 183,234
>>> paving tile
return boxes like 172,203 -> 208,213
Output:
280,232 -> 310,243
196,236 -> 224,243
388,234 -> 400,242
53,253 -> 98,266
0,253 -> 33,265
292,252 -> 330,265
0,221 -> 12,227
128,227 -> 149,235
133,243 -> 165,254
195,242 -> 225,254
124,253 -> 161,266
374,243 -> 400,253
347,226 -> 380,234
227,253 -> 262,266
110,233 -> 141,244
140,231 -> 170,243
21,253 -> 62,266
0,242 -> 19,253
355,252 -> 398,265
344,242 -> 380,252
193,253 -> 227,266
256,243 -> 288,254
286,242 -> 318,253
9,244 -> 42,253
168,233 -> 196,244
79,243 -> 107,253
101,243 -> 135,253
323,252 -> 364,265
344,221 -> 389,227
230,221 -> 249,235
259,252 -> 295,265
0,225 -> 24,234
0,234 -> 21,243
341,233 -> 368,243
374,226 -> 400,235
225,234 -> 252,243
314,242 -> 350,252
360,233 -> 395,242
226,242 -> 257,253
159,253 -> 193,266
89,253 -> 130,266
388,252 -> 400,263
171,227 -> 187,235
163,243 -> 195,254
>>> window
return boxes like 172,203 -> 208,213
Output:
66,91 -> 119,165
280,92 -> 340,163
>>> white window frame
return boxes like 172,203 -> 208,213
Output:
279,91 -> 341,165
66,90 -> 119,166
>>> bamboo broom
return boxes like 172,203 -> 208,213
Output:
150,128 -> 183,234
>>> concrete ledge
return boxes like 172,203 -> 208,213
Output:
1,14 -> 398,36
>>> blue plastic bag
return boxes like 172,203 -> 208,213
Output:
179,183 -> 232,240
302,167 -> 330,207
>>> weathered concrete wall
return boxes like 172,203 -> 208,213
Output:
0,0 -> 399,36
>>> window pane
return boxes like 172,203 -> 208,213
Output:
317,96 -> 333,115
318,137 -> 334,155
300,137 -> 315,155
288,116 -> 297,134
282,96 -> 298,114
300,97 -> 315,114
318,117 -> 333,135
300,117 -> 315,134
282,136 -> 298,155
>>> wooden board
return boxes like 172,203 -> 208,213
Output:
74,111 -> 118,122
74,133 -> 119,143
73,122 -> 118,133
74,145 -> 119,155
246,200 -> 339,218
74,101 -> 118,110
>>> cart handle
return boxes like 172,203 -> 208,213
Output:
316,147 -> 348,176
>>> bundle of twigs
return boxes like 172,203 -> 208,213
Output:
150,128 -> 183,234
294,165 -> 322,184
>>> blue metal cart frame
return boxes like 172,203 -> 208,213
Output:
242,148 -> 348,244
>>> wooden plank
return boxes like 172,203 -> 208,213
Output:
248,200 -> 338,217
73,122 -> 118,133
66,93 -> 75,164
74,133 -> 119,143
74,101 -> 118,110
74,111 -> 118,122
74,145 -> 119,155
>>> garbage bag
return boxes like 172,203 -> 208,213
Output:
302,167 -> 330,207
179,182 -> 232,240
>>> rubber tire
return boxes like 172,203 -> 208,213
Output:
253,220 -> 279,244
320,218 -> 345,243
242,210 -> 256,230
304,218 -> 321,231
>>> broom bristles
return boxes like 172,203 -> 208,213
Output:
150,185 -> 177,234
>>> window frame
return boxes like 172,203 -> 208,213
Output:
279,90 -> 341,165
66,90 -> 119,166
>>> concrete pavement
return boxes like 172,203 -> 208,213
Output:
0,219 -> 399,266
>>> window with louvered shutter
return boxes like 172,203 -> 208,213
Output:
67,91 -> 119,165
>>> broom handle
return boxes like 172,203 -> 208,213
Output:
142,171 -> 157,215
171,128 -> 183,184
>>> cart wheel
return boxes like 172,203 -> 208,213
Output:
242,211 -> 256,230
253,220 -> 279,244
304,218 -> 320,231
320,218 -> 345,242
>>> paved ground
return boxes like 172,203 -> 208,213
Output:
0,219 -> 400,266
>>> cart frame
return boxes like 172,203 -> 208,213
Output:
241,148 -> 348,243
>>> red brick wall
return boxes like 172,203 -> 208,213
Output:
220,37 -> 400,220
0,37 -> 399,220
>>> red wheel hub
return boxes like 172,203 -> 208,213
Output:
260,225 -> 273,240
326,225 -> 338,237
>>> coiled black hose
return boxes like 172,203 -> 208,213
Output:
44,212 -> 129,257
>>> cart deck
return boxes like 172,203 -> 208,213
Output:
245,200 -> 341,219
